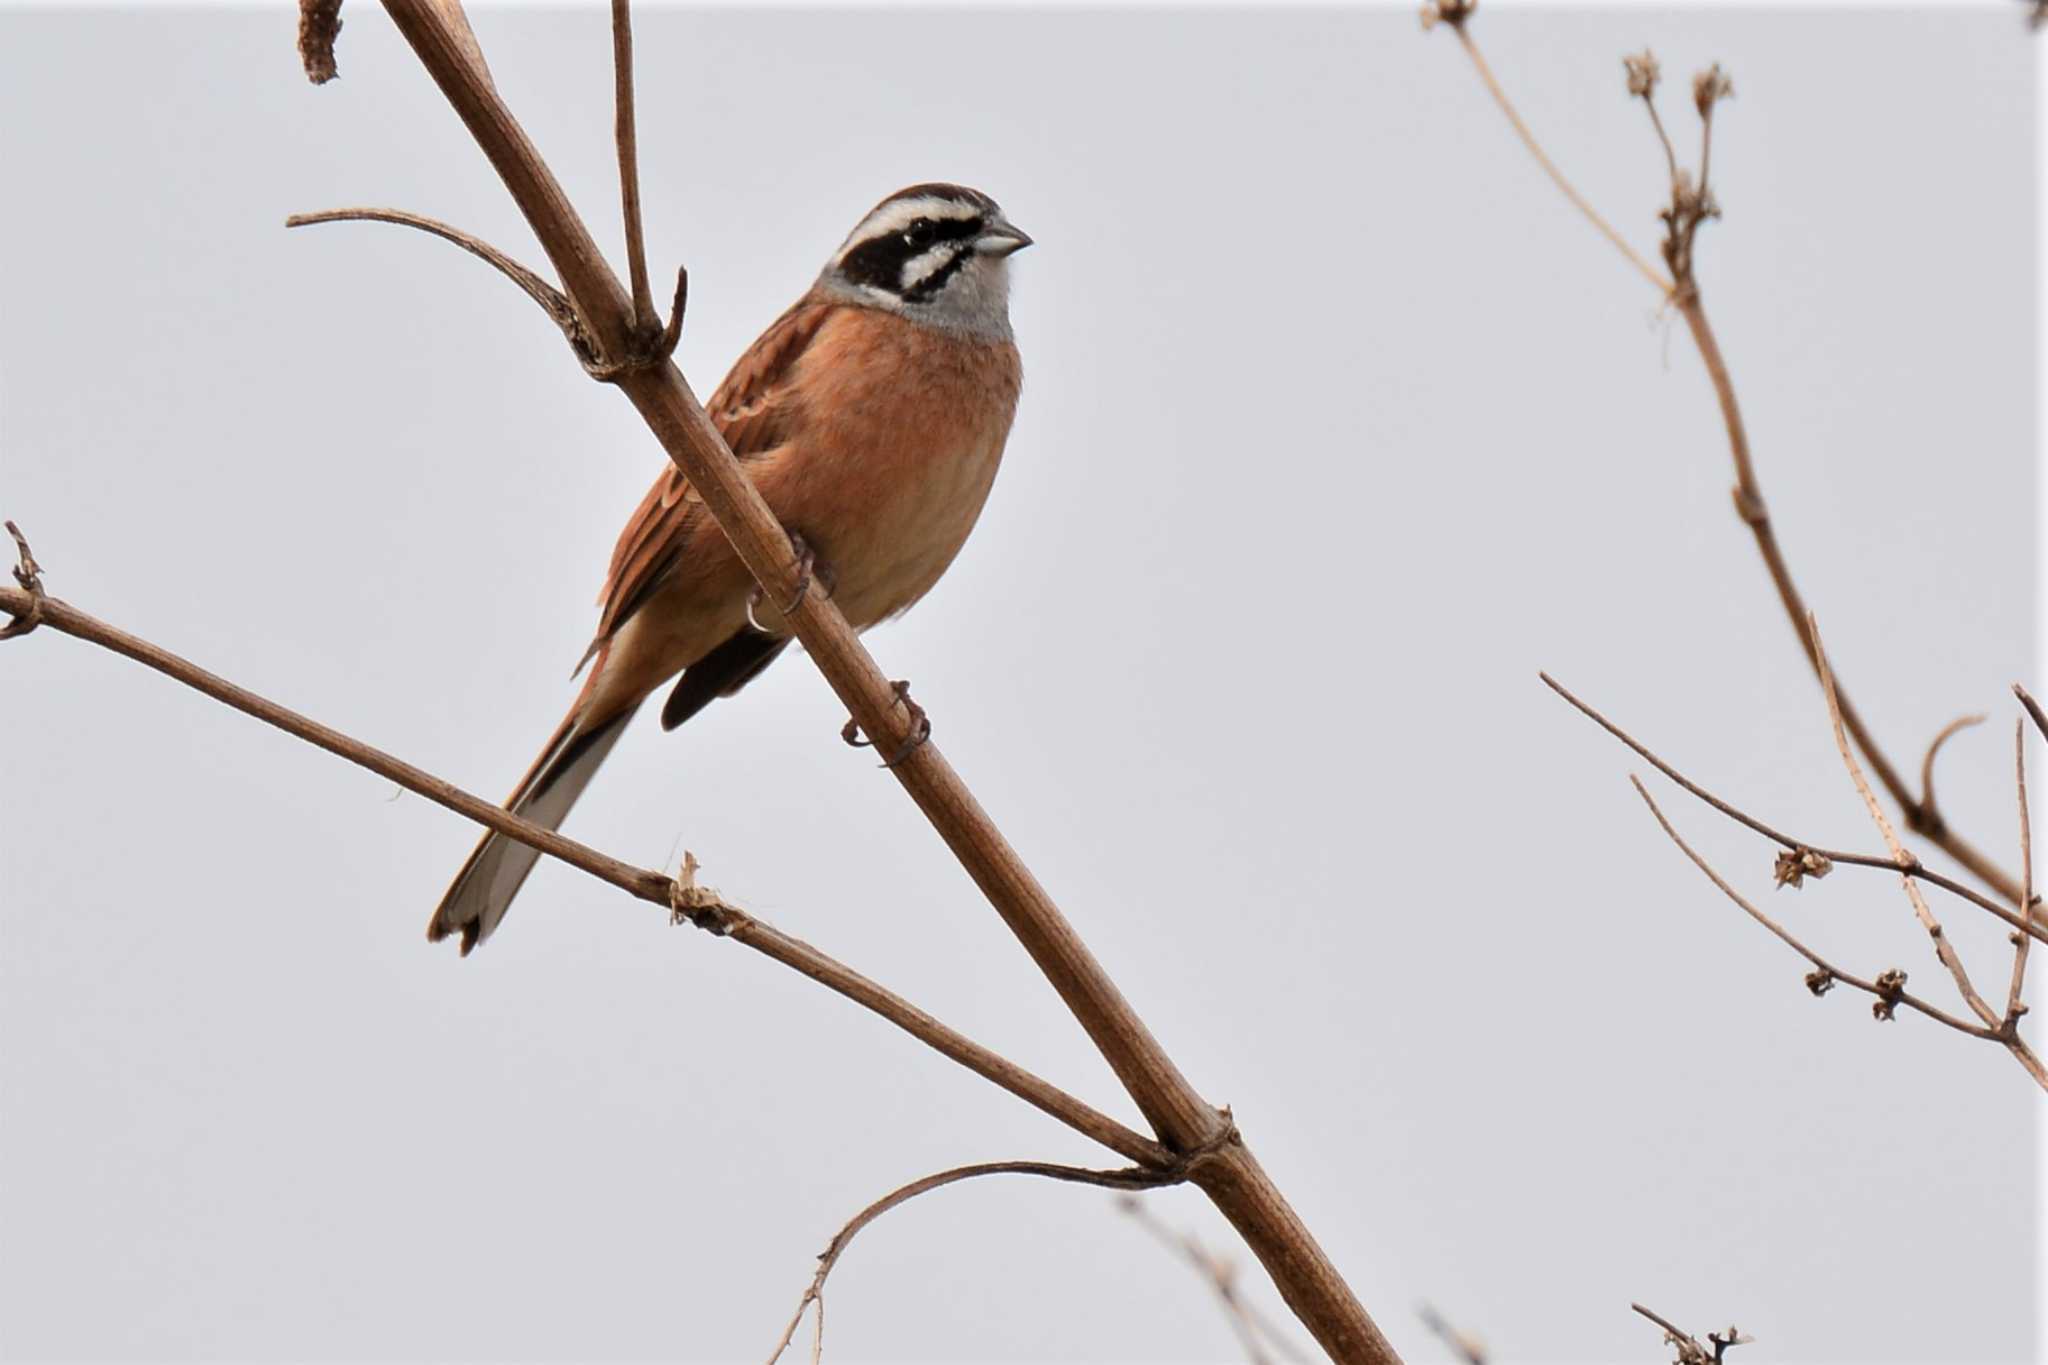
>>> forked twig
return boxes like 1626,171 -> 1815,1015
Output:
764,1161 -> 1186,1365
1542,673 -> 2046,945
1434,9 -> 2026,907
1631,777 -> 1999,1038
1425,8 -> 1673,296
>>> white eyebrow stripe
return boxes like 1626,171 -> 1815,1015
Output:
834,196 -> 979,263
898,243 -> 961,290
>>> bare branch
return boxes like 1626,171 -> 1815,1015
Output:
1809,618 -> 2001,1030
1433,18 -> 2024,906
1542,672 -> 2046,945
1630,777 -> 2002,1040
0,567 -> 1171,1169
2007,719 -> 2033,1024
765,1161 -> 1190,1365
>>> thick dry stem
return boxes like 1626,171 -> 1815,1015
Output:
363,4 -> 1394,1358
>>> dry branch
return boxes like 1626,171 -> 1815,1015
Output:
0,545 -> 1171,1167
1631,777 -> 2001,1038
1542,674 -> 2047,946
1429,14 -> 2025,907
276,3 -> 1386,1358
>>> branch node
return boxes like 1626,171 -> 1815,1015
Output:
669,850 -> 743,935
1728,484 -> 1767,527
0,520 -> 47,641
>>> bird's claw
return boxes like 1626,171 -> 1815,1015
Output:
842,680 -> 931,768
746,529 -> 833,632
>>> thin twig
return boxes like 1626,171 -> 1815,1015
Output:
609,0 -> 656,337
1542,673 -> 2046,945
764,1161 -> 1184,1365
2007,719 -> 2033,1025
1920,713 -> 1987,821
285,207 -> 589,347
1416,1304 -> 1487,1365
0,573 -> 1170,1168
1631,777 -> 2001,1040
1121,1197 -> 1316,1365
1810,618 -> 2001,1030
1436,20 -> 1672,296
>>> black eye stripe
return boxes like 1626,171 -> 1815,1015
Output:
836,210 -> 985,298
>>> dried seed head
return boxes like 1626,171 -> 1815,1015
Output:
1872,968 -> 1908,1021
1804,968 -> 1836,998
1624,50 -> 1661,98
1421,0 -> 1474,30
1774,847 -> 1833,889
1693,63 -> 1734,117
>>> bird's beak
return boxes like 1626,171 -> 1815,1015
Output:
975,219 -> 1034,257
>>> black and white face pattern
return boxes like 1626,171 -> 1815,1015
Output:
823,184 -> 1031,336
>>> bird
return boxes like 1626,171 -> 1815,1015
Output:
428,183 -> 1032,955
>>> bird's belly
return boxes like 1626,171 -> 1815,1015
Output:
824,432 -> 1005,628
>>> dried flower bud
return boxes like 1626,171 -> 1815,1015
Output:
1774,848 -> 1833,889
1872,968 -> 1908,1021
1422,0 -> 1474,30
1623,50 -> 1660,98
1804,968 -> 1836,997
1693,63 -> 1734,117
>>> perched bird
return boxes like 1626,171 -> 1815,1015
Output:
428,183 -> 1031,954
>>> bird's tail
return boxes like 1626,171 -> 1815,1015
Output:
427,704 -> 636,955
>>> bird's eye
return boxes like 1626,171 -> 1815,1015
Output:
903,218 -> 936,247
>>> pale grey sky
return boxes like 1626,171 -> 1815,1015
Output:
0,6 -> 2036,1363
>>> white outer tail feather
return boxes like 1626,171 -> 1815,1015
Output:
429,708 -> 635,954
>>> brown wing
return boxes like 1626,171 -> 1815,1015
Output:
590,297 -> 839,643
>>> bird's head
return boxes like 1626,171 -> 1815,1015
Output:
820,183 -> 1031,338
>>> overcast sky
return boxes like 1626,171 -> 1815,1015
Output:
0,6 -> 2038,1364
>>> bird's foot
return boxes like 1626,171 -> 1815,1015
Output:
746,529 -> 835,632
841,680 -> 931,768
